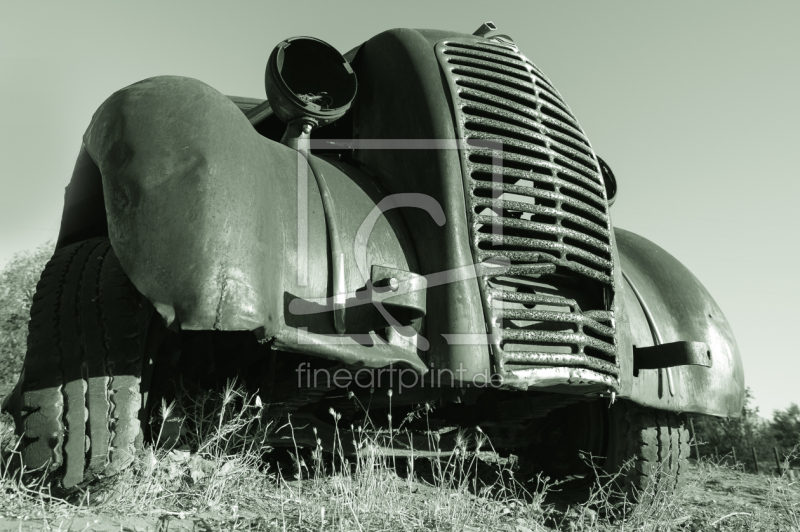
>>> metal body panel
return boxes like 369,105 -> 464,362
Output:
350,29 -> 492,380
83,76 -> 299,334
80,75 -> 425,371
273,155 -> 427,370
615,227 -> 744,417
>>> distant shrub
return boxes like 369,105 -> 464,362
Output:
771,403 -> 800,457
689,388 -> 778,470
690,388 -> 800,469
0,241 -> 53,384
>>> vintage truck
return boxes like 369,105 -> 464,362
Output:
4,22 -> 743,497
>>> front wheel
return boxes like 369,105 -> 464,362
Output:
519,398 -> 690,502
19,238 -> 164,488
606,400 -> 690,500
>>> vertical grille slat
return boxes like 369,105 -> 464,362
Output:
436,38 -> 618,385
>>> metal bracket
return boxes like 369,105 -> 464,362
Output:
286,265 -> 426,335
633,341 -> 712,372
368,265 -> 427,325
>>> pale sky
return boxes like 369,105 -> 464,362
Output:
1,1 -> 798,416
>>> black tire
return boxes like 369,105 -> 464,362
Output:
523,400 -> 608,480
606,399 -> 690,500
516,398 -> 689,503
19,238 -> 163,488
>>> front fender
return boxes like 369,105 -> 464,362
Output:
82,75 -> 425,371
84,76 -> 297,334
615,228 -> 745,417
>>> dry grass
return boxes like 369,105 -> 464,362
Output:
1,382 -> 799,531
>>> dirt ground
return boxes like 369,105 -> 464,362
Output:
678,462 -> 799,531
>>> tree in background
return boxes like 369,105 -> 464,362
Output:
0,241 -> 53,384
689,388 -> 777,471
690,389 -> 800,470
771,403 -> 800,465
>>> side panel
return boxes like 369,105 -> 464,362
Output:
615,227 -> 745,417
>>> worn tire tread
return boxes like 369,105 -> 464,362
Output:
20,238 -> 157,487
609,400 -> 690,500
100,253 -> 151,472
22,240 -> 93,471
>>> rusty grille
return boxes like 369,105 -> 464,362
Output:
436,38 -> 618,384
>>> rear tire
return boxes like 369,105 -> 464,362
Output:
607,399 -> 690,500
20,238 -> 163,488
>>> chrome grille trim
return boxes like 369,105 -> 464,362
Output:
436,38 -> 618,383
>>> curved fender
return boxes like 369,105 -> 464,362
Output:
615,228 -> 745,417
84,76 -> 299,334
82,76 -> 425,371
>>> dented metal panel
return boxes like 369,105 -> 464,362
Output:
615,228 -> 745,417
84,76 -> 290,333
82,75 -> 426,372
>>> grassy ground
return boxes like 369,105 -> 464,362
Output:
1,383 -> 798,531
